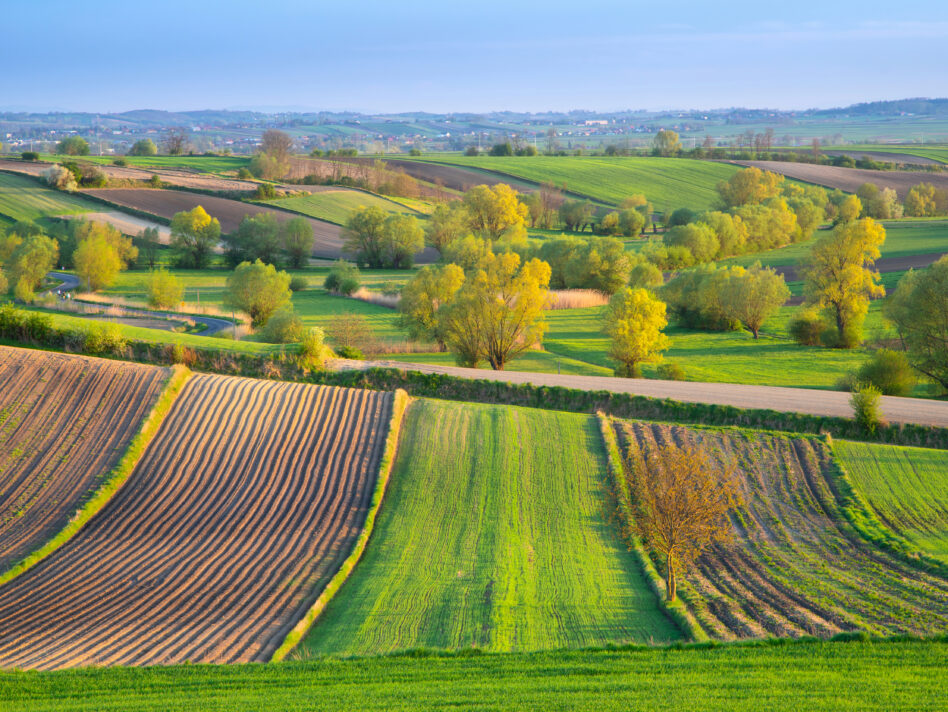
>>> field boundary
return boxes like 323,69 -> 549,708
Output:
826,436 -> 948,578
0,364 -> 191,588
596,412 -> 707,642
270,388 -> 410,662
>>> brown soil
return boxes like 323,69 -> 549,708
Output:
616,421 -> 948,640
733,160 -> 948,199
0,374 -> 393,669
0,346 -> 167,573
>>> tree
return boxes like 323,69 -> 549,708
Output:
438,253 -> 551,370
462,184 -> 528,240
696,211 -> 747,256
261,130 -> 294,163
397,264 -> 465,349
249,152 -> 288,180
382,214 -> 425,269
224,259 -> 292,326
40,165 -> 77,191
258,307 -> 305,344
665,207 -> 695,227
424,202 -> 471,253
55,136 -> 89,156
73,221 -> 137,268
146,268 -> 183,309
323,260 -> 361,295
618,208 -> 645,237
343,207 -> 423,268
628,260 -> 664,290
559,199 -> 594,231
664,223 -> 720,263
802,218 -> 886,348
653,129 -> 682,157
74,235 -> 122,291
560,236 -> 631,294
282,216 -> 314,269
138,226 -> 161,269
225,213 -> 283,267
623,444 -> 741,602
162,128 -> 188,156
128,138 -> 158,156
2,233 -> 58,301
489,142 -> 513,156
442,234 -> 492,271
603,287 -> 669,377
716,166 -> 783,208
884,256 -> 948,391
720,263 -> 790,338
170,206 -> 221,269
835,194 -> 862,224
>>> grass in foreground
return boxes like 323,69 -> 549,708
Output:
299,399 -> 680,656
835,440 -> 948,562
0,639 -> 944,712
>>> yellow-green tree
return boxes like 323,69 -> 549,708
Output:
170,206 -> 221,269
462,184 -> 528,240
603,287 -> 670,377
835,194 -> 863,224
716,166 -> 783,207
904,183 -> 939,217
1,233 -> 58,301
439,253 -> 551,369
146,268 -> 184,309
74,235 -> 122,291
397,264 -> 465,350
424,202 -> 471,253
720,263 -> 790,338
224,259 -> 292,326
802,218 -> 886,348
653,129 -> 682,157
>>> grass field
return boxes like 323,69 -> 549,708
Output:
843,145 -> 948,163
419,156 -> 741,211
298,399 -> 680,656
0,640 -> 944,711
0,172 -> 97,222
835,440 -> 948,562
40,154 -> 250,174
263,189 -> 418,225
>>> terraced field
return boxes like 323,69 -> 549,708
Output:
416,156 -> 741,211
0,374 -> 393,669
0,171 -> 98,222
299,399 -> 680,656
835,440 -> 948,562
0,346 -> 167,573
614,420 -> 948,639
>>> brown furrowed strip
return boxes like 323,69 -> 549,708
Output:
0,373 -> 393,669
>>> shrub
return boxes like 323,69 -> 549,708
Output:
323,260 -> 361,296
656,362 -> 686,381
72,322 -> 127,355
146,268 -> 184,309
112,158 -> 128,167
289,275 -> 308,292
335,345 -> 364,360
789,309 -> 825,346
40,165 -> 77,191
666,207 -> 696,227
258,307 -> 305,343
856,349 -> 915,396
237,167 -> 253,180
20,151 -> 39,161
149,174 -> 163,188
298,327 -> 329,369
851,383 -> 884,434
254,183 -> 277,200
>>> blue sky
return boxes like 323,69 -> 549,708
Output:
3,0 -> 947,113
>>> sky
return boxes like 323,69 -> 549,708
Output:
3,0 -> 947,114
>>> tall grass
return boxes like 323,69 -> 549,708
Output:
547,289 -> 610,309
350,287 -> 400,309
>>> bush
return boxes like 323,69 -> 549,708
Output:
789,309 -> 825,346
857,349 -> 915,396
851,383 -> 884,434
298,327 -> 329,369
71,322 -> 127,355
20,151 -> 39,161
237,167 -> 253,180
146,268 -> 184,309
112,158 -> 128,167
666,207 -> 696,227
254,183 -> 277,200
656,362 -> 685,381
289,275 -> 308,292
335,345 -> 364,360
323,260 -> 361,295
258,307 -> 305,343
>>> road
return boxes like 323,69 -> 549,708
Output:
338,358 -> 948,428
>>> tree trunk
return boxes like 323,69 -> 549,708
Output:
666,561 -> 677,602
752,327 -> 759,339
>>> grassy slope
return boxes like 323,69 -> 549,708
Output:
40,154 -> 250,174
419,156 -> 741,211
1,640 -> 945,712
0,172 -> 98,221
299,399 -> 679,656
263,189 -> 417,225
835,440 -> 948,562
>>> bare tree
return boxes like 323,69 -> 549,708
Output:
623,443 -> 742,601
163,127 -> 189,156
261,129 -> 294,162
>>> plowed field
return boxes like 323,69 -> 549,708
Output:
615,421 -> 948,639
0,374 -> 393,669
0,346 -> 167,573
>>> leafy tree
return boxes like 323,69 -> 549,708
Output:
0,271 -> 7,296
2,233 -> 58,301
128,138 -> 158,156
397,264 -> 465,349
665,207 -> 695,227
603,287 -> 669,377
884,256 -> 948,391
855,349 -> 914,397
733,198 -> 798,250
170,206 -> 221,269
618,208 -> 645,237
788,308 -> 826,346
146,268 -> 183,309
462,184 -> 528,240
381,214 -> 425,269
138,226 -> 162,269
323,260 -> 361,295
343,207 -> 423,269
802,218 -> 886,348
249,153 -> 288,180
73,221 -> 137,268
258,306 -> 305,344
442,234 -> 492,271
225,213 -> 283,267
904,183 -> 948,217
660,264 -> 734,331
628,260 -> 664,289
439,253 -> 551,370
786,198 -> 825,241
716,166 -> 783,207
664,223 -> 720,263
835,194 -> 863,224
488,142 -> 513,156
55,136 -> 89,156
719,263 -> 790,338
696,211 -> 747,256
558,199 -> 595,231
652,129 -> 682,157
561,236 -> 630,294
622,444 -> 741,602
74,235 -> 122,291
224,259 -> 292,326
596,211 -> 622,236
424,202 -> 471,253
851,384 -> 884,434
282,216 -> 314,269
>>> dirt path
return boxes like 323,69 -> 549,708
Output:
0,375 -> 393,669
338,359 -> 948,427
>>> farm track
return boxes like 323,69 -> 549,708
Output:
616,421 -> 948,639
0,374 -> 393,669
0,346 -> 167,573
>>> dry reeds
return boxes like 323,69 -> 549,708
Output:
350,288 -> 400,309
546,289 -> 610,310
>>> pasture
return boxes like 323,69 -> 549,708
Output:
299,399 -> 680,656
263,188 -> 419,225
0,172 -> 97,222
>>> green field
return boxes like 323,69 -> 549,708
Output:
419,156 -> 741,211
0,172 -> 98,222
264,189 -> 419,225
2,640 -> 945,712
40,154 -> 250,174
842,145 -> 948,163
299,399 -> 679,656
835,440 -> 948,562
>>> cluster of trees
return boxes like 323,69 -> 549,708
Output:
249,130 -> 294,180
343,207 -> 425,269
904,183 -> 948,217
487,141 -> 539,157
223,213 -> 314,269
0,223 -> 59,301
